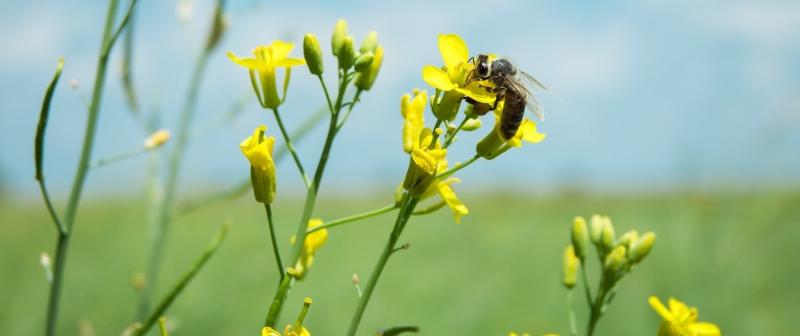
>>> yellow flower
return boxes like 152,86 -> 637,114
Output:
422,34 -> 496,120
262,327 -> 282,336
421,176 -> 468,223
401,90 -> 427,153
403,128 -> 447,196
649,296 -> 721,336
228,40 -> 306,109
422,34 -> 495,102
290,219 -> 328,279
241,125 -> 277,204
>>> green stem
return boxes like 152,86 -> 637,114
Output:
347,195 -> 420,336
317,75 -> 334,114
138,43 -> 212,320
90,147 -> 148,168
443,116 -> 469,148
580,262 -> 594,307
335,90 -> 362,134
134,223 -> 229,336
271,107 -> 311,188
586,273 -> 610,336
307,204 -> 398,234
265,271 -> 292,327
264,204 -> 285,281
567,290 -> 578,336
436,155 -> 480,179
45,1 -> 127,334
428,119 -> 444,149
267,69 -> 354,326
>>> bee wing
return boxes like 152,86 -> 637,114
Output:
518,70 -> 548,91
506,76 -> 546,121
526,93 -> 545,121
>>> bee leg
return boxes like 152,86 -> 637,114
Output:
491,92 -> 505,110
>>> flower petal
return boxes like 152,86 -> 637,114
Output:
689,322 -> 721,336
273,57 -> 306,67
269,40 -> 295,61
422,65 -> 456,91
454,80 -> 496,104
227,51 -> 267,71
649,296 -> 674,322
436,178 -> 468,224
438,34 -> 469,70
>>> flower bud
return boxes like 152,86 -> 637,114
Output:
562,245 -> 579,289
143,129 -> 171,150
331,19 -> 348,56
337,36 -> 356,70
571,216 -> 590,260
353,51 -> 374,72
359,31 -> 379,54
628,232 -> 656,264
590,214 -> 604,244
616,230 -> 639,249
600,217 -> 616,252
604,245 -> 627,272
354,45 -> 383,91
303,33 -> 324,75
461,118 -> 482,131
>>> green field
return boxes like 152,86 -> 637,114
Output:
2,191 -> 797,335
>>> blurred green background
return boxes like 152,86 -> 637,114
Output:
2,191 -> 797,335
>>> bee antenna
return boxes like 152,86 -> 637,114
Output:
467,56 -> 475,64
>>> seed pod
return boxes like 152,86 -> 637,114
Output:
562,245 -> 580,289
628,232 -> 656,263
303,33 -> 324,75
571,216 -> 590,260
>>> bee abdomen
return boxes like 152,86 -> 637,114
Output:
499,92 -> 526,139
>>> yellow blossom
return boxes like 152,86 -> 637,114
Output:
420,176 -> 468,223
262,327 -> 281,336
228,40 -> 306,109
403,128 -> 447,196
290,219 -> 328,279
422,34 -> 495,103
401,90 -> 427,153
421,34 -> 496,120
240,125 -> 277,204
649,296 -> 721,336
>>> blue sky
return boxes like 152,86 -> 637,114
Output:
1,0 -> 799,199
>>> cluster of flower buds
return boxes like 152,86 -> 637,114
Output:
303,19 -> 383,91
562,215 -> 656,289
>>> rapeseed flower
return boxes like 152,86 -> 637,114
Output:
228,40 -> 305,109
403,128 -> 447,196
476,101 -> 546,159
420,176 -> 468,223
240,125 -> 277,204
290,219 -> 328,279
422,34 -> 495,120
649,296 -> 721,336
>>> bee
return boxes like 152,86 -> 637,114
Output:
466,54 -> 547,139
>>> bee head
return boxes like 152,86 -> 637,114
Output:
476,54 -> 491,78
